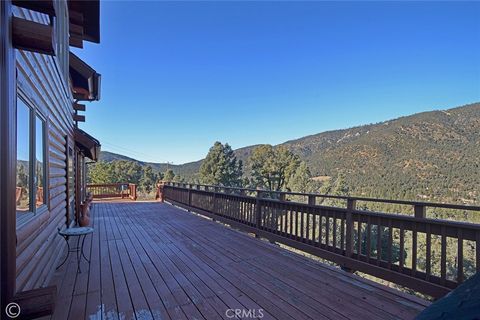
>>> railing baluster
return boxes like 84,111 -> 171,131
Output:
275,204 -> 278,233
399,222 -> 405,273
386,219 -> 392,267
426,224 -> 431,281
412,222 -> 417,276
326,212 -> 330,249
242,198 -> 246,222
312,208 -> 317,246
295,209 -> 299,240
357,218 -> 362,256
457,228 -> 463,284
333,215 -> 337,250
289,208 -> 293,238
377,219 -> 382,265
366,216 -> 371,261
308,196 -> 316,245
441,226 -> 447,286
319,212 -> 323,247
306,212 -> 310,243
301,208 -> 305,241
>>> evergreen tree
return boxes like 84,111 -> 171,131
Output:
250,145 -> 300,191
173,174 -> 186,183
332,172 -> 349,196
16,164 -> 29,188
140,165 -> 157,193
199,142 -> 243,187
163,169 -> 175,182
287,162 -> 314,193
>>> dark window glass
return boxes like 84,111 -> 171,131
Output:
16,100 -> 30,212
35,115 -> 45,208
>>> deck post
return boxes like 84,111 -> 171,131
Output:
212,187 -> 219,217
130,184 -> 137,201
156,183 -> 164,202
308,195 -> 316,206
343,198 -> 356,273
414,204 -> 426,219
270,193 -> 287,244
255,191 -> 263,238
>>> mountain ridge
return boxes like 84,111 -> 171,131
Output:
99,102 -> 480,204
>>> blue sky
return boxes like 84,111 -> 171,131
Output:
76,1 -> 480,164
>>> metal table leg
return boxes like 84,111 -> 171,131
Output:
76,235 -> 82,273
81,233 -> 90,263
56,235 -> 70,270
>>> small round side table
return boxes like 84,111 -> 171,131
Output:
56,227 -> 94,273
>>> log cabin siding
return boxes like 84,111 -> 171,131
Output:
14,5 -> 74,293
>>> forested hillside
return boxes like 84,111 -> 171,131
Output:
280,102 -> 480,204
99,102 -> 479,205
99,151 -> 202,178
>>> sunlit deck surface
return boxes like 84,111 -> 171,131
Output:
49,201 -> 429,320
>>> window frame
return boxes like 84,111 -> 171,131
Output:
16,93 -> 49,227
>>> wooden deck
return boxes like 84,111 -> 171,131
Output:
48,201 -> 429,320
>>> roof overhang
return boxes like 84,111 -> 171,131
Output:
68,0 -> 100,44
74,128 -> 101,161
12,0 -> 56,16
70,52 -> 101,101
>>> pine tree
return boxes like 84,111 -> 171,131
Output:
250,145 -> 300,191
140,165 -> 157,193
163,169 -> 175,182
287,162 -> 314,193
199,142 -> 243,187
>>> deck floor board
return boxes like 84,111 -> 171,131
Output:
49,201 -> 428,319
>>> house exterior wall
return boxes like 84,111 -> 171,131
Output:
13,3 -> 74,293
1,0 -> 18,308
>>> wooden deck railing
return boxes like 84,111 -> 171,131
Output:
87,183 -> 137,200
158,182 -> 480,299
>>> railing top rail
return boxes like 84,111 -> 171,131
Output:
87,183 -> 132,187
161,181 -> 480,212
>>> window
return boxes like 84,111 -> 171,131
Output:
16,97 -> 47,223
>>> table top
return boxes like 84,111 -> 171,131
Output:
59,227 -> 94,236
